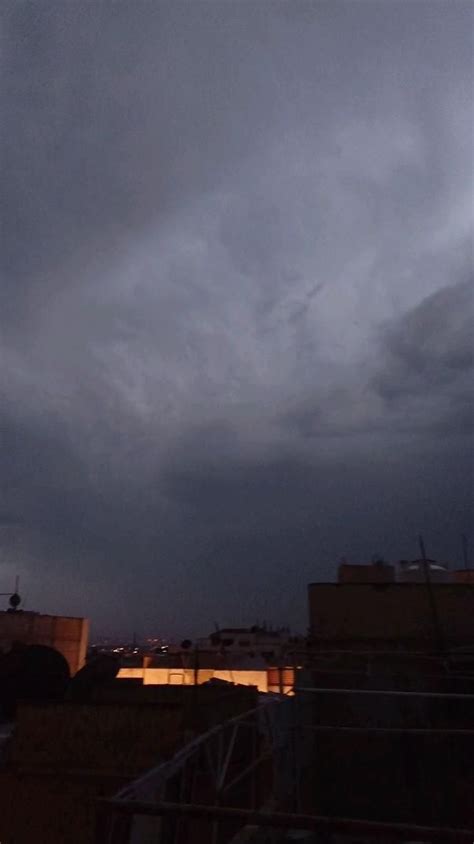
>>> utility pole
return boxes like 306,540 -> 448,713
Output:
418,535 -> 444,654
462,534 -> 470,571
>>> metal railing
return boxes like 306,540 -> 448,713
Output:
97,685 -> 474,843
96,695 -> 295,844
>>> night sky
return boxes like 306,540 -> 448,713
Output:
1,1 -> 472,638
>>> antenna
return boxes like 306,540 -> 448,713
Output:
0,575 -> 22,610
462,534 -> 470,571
418,535 -> 443,653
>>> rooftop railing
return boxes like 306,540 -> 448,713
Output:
97,686 -> 474,843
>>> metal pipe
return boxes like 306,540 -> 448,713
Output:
221,749 -> 273,796
295,725 -> 474,734
419,534 -> 444,653
115,698 -> 283,799
462,533 -> 470,571
297,685 -> 474,699
99,799 -> 474,841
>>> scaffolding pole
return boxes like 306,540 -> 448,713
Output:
99,799 -> 474,842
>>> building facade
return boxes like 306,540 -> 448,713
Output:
308,581 -> 474,650
0,611 -> 89,675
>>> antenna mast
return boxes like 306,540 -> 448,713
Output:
418,535 -> 443,654
462,534 -> 470,571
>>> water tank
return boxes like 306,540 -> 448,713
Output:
398,560 -> 450,583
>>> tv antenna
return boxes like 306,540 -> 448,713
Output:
0,575 -> 22,610
462,534 -> 470,571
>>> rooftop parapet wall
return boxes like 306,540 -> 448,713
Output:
308,582 -> 474,647
0,611 -> 89,674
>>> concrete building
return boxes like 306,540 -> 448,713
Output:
308,581 -> 474,651
0,683 -> 257,844
117,626 -> 298,694
338,560 -> 395,583
118,651 -> 295,694
452,569 -> 474,584
195,625 -> 293,657
0,611 -> 89,675
338,559 -> 455,585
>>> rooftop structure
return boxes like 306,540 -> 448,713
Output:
0,681 -> 258,844
97,677 -> 474,842
0,610 -> 89,675
453,569 -> 474,584
338,560 -> 395,583
338,558 -> 459,584
118,650 -> 295,694
398,558 -> 451,582
195,624 -> 293,657
309,580 -> 474,651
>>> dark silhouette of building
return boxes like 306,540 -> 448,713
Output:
308,580 -> 474,651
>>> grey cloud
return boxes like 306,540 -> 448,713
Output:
1,0 -> 473,634
371,280 -> 473,435
280,280 -> 473,441
375,281 -> 473,395
2,398 -> 470,635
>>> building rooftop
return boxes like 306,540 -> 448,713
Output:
125,652 -> 269,671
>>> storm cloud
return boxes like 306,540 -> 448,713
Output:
1,1 -> 473,636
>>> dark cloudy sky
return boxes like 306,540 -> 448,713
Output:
1,1 -> 473,638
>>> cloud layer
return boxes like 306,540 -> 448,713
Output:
1,1 -> 472,635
